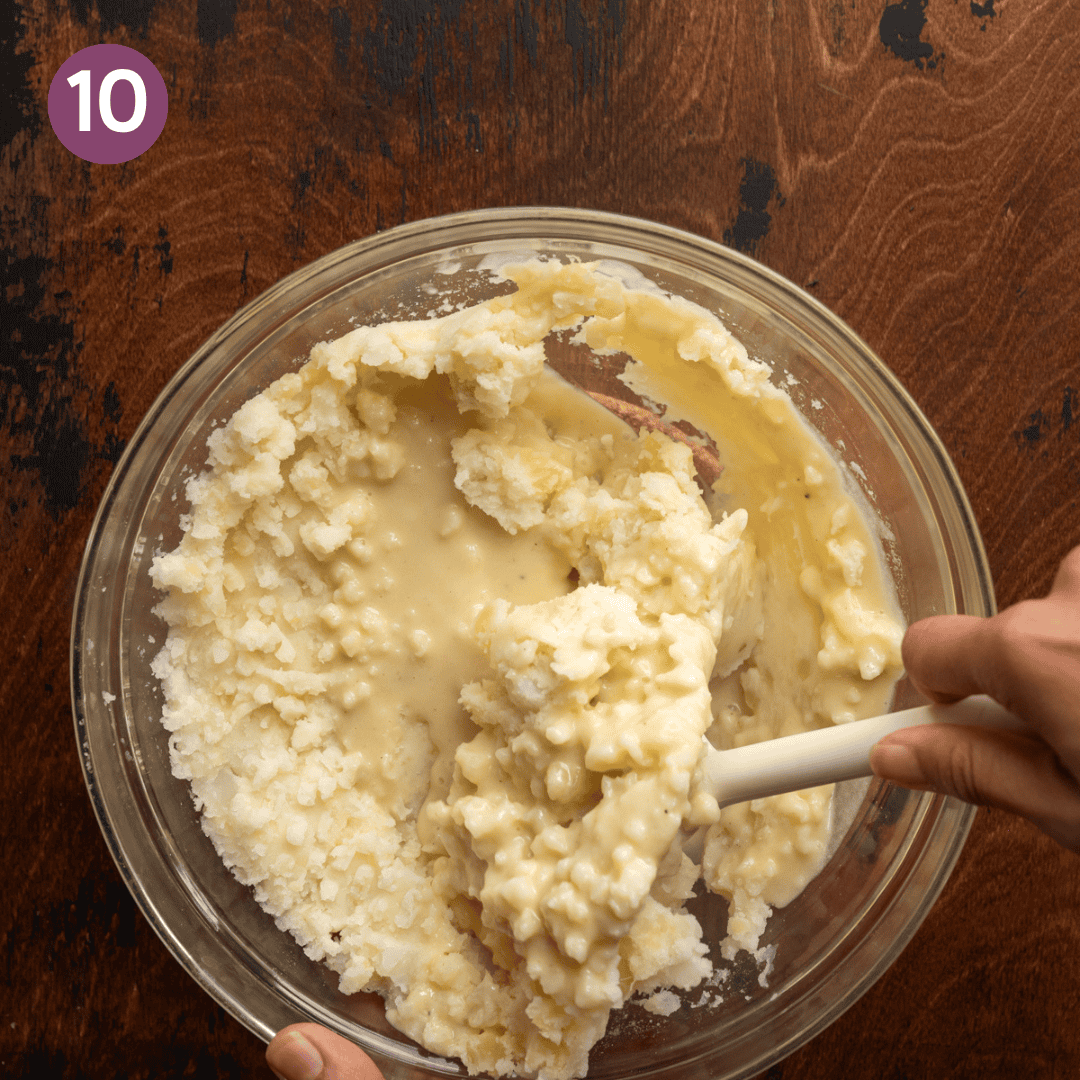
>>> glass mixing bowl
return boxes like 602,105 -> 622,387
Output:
71,208 -> 993,1079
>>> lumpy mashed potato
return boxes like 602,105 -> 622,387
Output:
150,259 -> 904,1079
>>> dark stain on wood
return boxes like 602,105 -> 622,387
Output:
879,0 -> 940,70
562,0 -> 625,107
330,5 -> 352,73
153,225 -> 173,276
1014,387 -> 1079,451
197,0 -> 237,47
70,0 -> 158,37
2,227 -> 91,525
1016,409 -> 1049,447
0,1 -> 39,150
723,157 -> 784,255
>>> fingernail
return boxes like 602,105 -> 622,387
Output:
266,1030 -> 324,1080
870,740 -> 926,787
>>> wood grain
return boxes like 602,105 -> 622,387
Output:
4,1 -> 1080,1078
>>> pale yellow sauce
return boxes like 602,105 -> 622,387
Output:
322,376 -> 575,792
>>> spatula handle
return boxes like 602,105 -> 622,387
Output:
706,695 -> 1028,809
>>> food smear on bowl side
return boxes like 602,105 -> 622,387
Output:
149,259 -> 904,1080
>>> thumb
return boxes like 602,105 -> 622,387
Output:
267,1024 -> 386,1080
870,723 -> 1080,852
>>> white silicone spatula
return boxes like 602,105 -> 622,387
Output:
702,695 -> 1027,809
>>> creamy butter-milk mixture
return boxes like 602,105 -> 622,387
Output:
150,259 -> 904,1079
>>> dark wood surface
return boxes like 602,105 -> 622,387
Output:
4,2 -> 1080,1077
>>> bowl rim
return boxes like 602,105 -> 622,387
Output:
70,205 -> 992,1079
76,206 -> 993,596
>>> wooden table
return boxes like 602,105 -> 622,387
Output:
4,2 -> 1079,1077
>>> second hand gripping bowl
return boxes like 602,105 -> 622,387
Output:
72,208 -> 993,1080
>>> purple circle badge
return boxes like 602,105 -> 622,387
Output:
48,44 -> 168,165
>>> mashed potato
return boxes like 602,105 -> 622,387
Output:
150,259 -> 903,1079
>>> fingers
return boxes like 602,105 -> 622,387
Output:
897,549 -> 1080,854
905,601 -> 1080,768
1050,543 -> 1080,595
870,724 -> 1080,852
900,615 -> 990,703
266,1024 -> 386,1080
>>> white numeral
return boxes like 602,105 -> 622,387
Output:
99,69 -> 146,133
67,67 -> 147,133
67,68 -> 91,131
